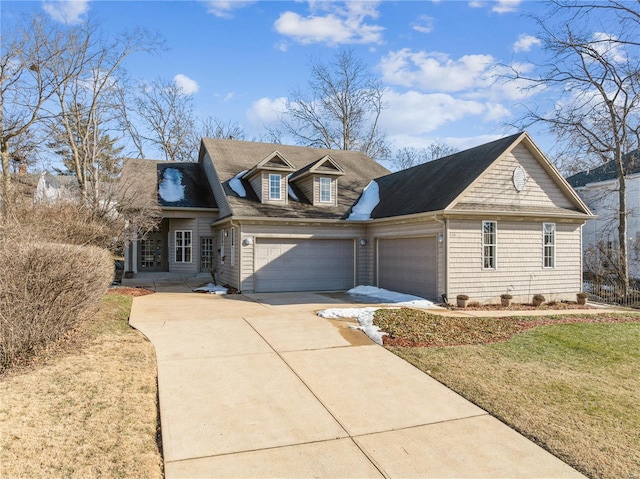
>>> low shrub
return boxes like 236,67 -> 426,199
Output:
0,241 -> 113,372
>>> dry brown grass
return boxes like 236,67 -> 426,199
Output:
388,316 -> 640,479
0,294 -> 163,478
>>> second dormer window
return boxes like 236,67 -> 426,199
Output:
319,177 -> 332,203
269,174 -> 281,200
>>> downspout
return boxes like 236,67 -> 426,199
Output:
433,215 -> 448,303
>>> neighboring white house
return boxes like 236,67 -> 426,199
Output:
567,154 -> 640,281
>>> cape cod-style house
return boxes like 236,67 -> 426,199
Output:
123,132 -> 594,303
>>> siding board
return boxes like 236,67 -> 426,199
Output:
458,145 -> 575,209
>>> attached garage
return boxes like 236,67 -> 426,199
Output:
254,238 -> 355,293
377,236 -> 437,299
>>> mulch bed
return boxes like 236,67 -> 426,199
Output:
446,301 -> 592,311
376,309 -> 640,348
106,287 -> 155,297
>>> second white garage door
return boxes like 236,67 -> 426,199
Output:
254,238 -> 355,293
377,236 -> 437,299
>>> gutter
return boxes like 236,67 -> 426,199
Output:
163,207 -> 219,212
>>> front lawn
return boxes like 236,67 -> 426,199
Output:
377,309 -> 640,479
0,293 -> 162,478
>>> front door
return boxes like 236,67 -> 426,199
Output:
200,237 -> 215,273
139,233 -> 166,272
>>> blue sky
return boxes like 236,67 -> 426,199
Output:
3,0 -> 557,160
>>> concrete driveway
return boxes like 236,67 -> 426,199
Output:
130,291 -> 585,479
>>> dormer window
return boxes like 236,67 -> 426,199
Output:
242,151 -> 295,204
319,177 -> 332,203
269,174 -> 282,200
289,155 -> 344,207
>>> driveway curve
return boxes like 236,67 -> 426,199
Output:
130,291 -> 585,479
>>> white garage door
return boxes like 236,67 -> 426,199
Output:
255,238 -> 355,293
377,237 -> 437,299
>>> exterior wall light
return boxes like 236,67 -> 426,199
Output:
242,237 -> 254,246
438,233 -> 444,244
359,239 -> 368,246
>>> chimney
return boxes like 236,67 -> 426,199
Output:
18,163 -> 27,175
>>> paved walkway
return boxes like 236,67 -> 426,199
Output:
130,290 -> 586,478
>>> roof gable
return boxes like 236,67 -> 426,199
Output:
371,133 -> 522,219
243,151 -> 295,179
371,132 -> 591,219
289,154 -> 345,182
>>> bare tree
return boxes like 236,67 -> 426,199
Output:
508,1 -> 640,290
0,15 -> 68,199
391,142 -> 458,171
280,49 -> 389,161
126,78 -> 198,162
42,21 -> 160,205
200,116 -> 246,140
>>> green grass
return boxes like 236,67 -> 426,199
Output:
388,318 -> 640,479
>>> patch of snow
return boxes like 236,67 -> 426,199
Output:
317,307 -> 387,345
347,285 -> 437,309
229,170 -> 248,197
193,283 -> 228,295
347,180 -> 379,221
287,174 -> 299,201
159,168 -> 185,203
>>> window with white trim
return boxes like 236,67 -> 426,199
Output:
482,221 -> 497,269
175,230 -> 192,263
269,174 -> 281,200
220,230 -> 225,264
543,223 -> 556,268
319,177 -> 332,203
230,228 -> 235,266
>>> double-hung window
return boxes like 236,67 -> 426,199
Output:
543,223 -> 556,268
269,174 -> 281,200
175,230 -> 192,263
319,177 -> 332,203
482,221 -> 497,269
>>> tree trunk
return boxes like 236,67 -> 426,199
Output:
617,171 -> 629,293
1,139 -> 11,202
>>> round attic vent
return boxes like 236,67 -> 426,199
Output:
512,166 -> 527,192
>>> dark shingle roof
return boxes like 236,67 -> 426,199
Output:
566,151 -> 640,188
157,163 -> 216,208
202,138 -> 390,219
371,133 -> 523,219
122,159 -> 216,209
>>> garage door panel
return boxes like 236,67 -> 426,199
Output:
255,239 -> 355,293
378,237 -> 437,299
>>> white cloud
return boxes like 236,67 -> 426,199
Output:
412,15 -> 434,34
380,90 -> 486,136
223,92 -> 235,102
380,48 -> 496,92
591,32 -> 627,63
246,96 -> 287,128
42,0 -> 89,24
492,0 -> 521,13
202,1 -> 255,18
513,34 -> 541,52
468,0 -> 520,13
174,74 -> 199,94
274,1 -> 384,46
